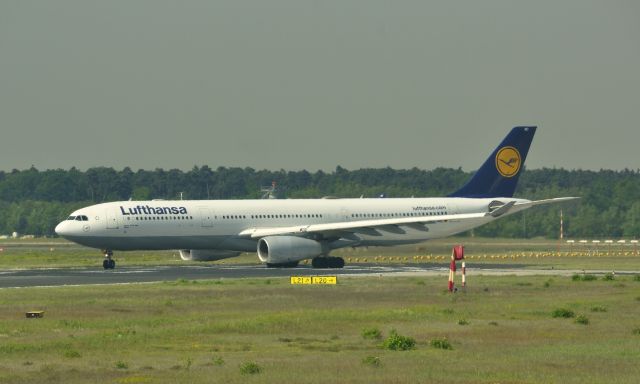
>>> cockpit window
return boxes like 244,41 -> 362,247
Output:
74,215 -> 89,221
67,216 -> 76,220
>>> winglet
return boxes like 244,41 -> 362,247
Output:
449,126 -> 536,198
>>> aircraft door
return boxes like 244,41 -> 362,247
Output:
199,207 -> 214,227
106,208 -> 120,229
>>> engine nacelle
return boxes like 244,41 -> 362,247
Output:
179,249 -> 241,261
257,236 -> 327,264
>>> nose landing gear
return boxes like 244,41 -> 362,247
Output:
102,250 -> 116,270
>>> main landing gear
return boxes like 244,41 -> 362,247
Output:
102,250 -> 116,270
266,261 -> 300,268
312,256 -> 345,269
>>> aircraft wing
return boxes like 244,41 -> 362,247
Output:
238,197 -> 579,239
238,212 -> 488,239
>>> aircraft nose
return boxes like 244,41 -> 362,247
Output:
55,221 -> 68,237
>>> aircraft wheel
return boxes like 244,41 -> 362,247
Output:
312,257 -> 328,269
108,259 -> 116,269
312,257 -> 344,269
330,257 -> 345,269
266,261 -> 299,268
103,259 -> 110,269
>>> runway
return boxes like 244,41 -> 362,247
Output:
0,264 -> 432,288
2,262 -> 620,289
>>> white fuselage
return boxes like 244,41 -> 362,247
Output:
55,197 -> 528,252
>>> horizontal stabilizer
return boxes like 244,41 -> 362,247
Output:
483,197 -> 579,218
514,197 -> 580,209
488,201 -> 516,217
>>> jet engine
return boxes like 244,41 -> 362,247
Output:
179,249 -> 241,261
257,236 -> 327,265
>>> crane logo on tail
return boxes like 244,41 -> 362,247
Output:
495,146 -> 521,178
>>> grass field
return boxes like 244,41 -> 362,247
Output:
1,274 -> 640,383
1,238 -> 639,383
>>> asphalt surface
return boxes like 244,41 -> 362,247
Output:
0,264 -> 439,288
2,262 -> 608,289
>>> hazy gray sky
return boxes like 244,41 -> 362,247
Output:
1,1 -> 639,172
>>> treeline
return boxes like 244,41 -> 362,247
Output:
0,166 -> 639,239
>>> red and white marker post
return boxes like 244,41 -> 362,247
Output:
461,261 -> 466,288
448,245 -> 465,292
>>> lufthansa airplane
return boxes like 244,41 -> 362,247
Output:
56,127 -> 577,269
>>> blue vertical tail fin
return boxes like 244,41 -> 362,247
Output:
448,126 -> 536,198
